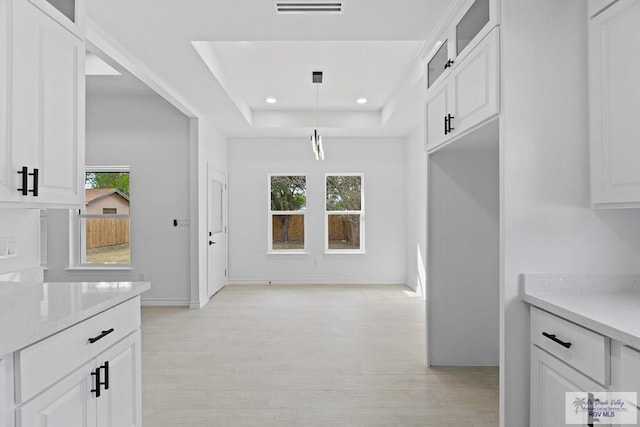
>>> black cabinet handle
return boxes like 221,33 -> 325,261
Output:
91,368 -> 102,397
88,328 -> 115,344
542,332 -> 572,349
444,116 -> 449,135
17,167 -> 28,195
444,59 -> 454,69
101,361 -> 109,390
209,241 -> 216,245
447,114 -> 455,133
28,168 -> 38,196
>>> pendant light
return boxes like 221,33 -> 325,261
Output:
311,71 -> 325,160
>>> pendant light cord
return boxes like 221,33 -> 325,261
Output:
316,83 -> 319,129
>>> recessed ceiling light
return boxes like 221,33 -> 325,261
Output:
357,98 -> 368,104
266,97 -> 277,104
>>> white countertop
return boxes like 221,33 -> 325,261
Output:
522,274 -> 640,349
0,281 -> 150,356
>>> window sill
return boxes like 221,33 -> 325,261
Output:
323,251 -> 366,255
65,266 -> 133,272
267,251 -> 309,256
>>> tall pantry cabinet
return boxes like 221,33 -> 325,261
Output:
0,0 -> 84,208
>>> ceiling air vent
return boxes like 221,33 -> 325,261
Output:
274,1 -> 344,14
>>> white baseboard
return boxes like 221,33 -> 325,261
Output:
141,299 -> 190,307
226,279 -> 407,286
189,299 -> 208,309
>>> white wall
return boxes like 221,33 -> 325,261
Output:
404,126 -> 427,294
428,121 -> 499,366
45,95 -> 193,306
0,209 -> 39,277
192,117 -> 228,307
227,137 -> 406,285
500,1 -> 640,425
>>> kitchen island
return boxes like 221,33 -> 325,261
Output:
0,281 -> 149,427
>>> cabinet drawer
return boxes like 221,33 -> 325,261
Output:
15,297 -> 140,403
531,307 -> 610,386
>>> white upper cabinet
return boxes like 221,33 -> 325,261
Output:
426,27 -> 499,153
426,0 -> 499,90
0,0 -> 85,208
28,0 -> 84,38
0,0 -> 11,203
589,0 -> 640,207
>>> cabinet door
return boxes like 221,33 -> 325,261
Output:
620,346 -> 640,412
96,331 -> 141,427
589,0 -> 640,207
17,361 -> 97,427
9,0 -> 84,207
0,0 -> 16,202
449,27 -> 499,140
425,84 -> 450,152
450,0 -> 499,64
0,359 -> 5,427
531,346 -> 609,427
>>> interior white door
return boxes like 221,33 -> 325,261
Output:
207,169 -> 226,298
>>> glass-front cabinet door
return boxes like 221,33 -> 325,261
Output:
28,0 -> 84,38
46,0 -> 76,23
425,0 -> 498,92
427,40 -> 449,88
456,0 -> 490,56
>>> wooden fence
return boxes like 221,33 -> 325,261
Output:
272,215 -> 359,242
85,218 -> 130,249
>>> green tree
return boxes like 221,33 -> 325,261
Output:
326,176 -> 362,246
86,172 -> 130,196
326,176 -> 361,211
271,176 -> 306,243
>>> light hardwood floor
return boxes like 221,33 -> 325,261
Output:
141,285 -> 498,426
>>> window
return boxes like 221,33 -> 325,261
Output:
325,174 -> 364,252
268,174 -> 306,252
72,167 -> 131,266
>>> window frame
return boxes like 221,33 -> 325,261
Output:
324,173 -> 365,254
69,165 -> 132,270
267,173 -> 308,255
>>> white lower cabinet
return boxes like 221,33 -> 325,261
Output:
0,359 -> 6,427
17,331 -> 141,427
531,346 -> 608,427
10,298 -> 142,427
96,331 -> 142,427
529,306 -> 640,426
17,360 -> 96,427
